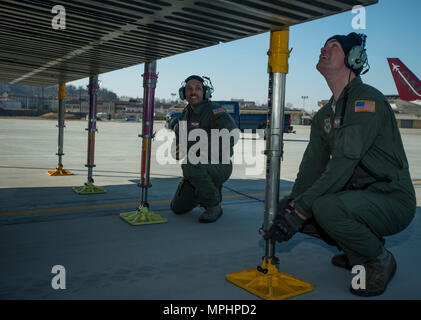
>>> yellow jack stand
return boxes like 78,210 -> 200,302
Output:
226,29 -> 313,300
120,206 -> 167,226
72,181 -> 106,194
47,165 -> 72,176
48,84 -> 71,177
226,258 -> 314,300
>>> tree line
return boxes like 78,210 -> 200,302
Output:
0,82 -> 118,101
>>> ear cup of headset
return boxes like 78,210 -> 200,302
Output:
203,85 -> 212,100
179,86 -> 186,100
346,46 -> 367,70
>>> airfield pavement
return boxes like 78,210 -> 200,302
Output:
0,118 -> 420,300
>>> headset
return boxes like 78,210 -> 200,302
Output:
339,34 -> 369,127
345,33 -> 370,75
178,75 -> 214,100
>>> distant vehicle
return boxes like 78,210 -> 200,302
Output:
387,58 -> 421,115
125,114 -> 138,121
165,111 -> 182,130
97,112 -> 109,120
165,101 -> 294,135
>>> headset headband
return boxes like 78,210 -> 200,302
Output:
179,75 -> 214,100
184,75 -> 205,84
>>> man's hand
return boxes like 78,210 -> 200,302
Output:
263,204 -> 306,242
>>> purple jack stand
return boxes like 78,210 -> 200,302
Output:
120,61 -> 167,225
73,75 -> 106,194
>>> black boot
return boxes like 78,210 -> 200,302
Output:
198,204 -> 223,223
350,248 -> 396,297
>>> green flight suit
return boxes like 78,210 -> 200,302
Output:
170,100 -> 238,213
281,77 -> 416,265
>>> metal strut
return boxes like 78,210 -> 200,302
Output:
263,30 -> 289,262
47,83 -> 72,176
86,75 -> 99,183
226,29 -> 313,300
138,61 -> 158,208
119,61 -> 167,225
73,75 -> 106,194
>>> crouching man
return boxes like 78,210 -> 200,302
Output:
264,33 -> 416,297
170,75 -> 238,223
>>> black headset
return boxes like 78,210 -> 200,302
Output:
178,75 -> 214,100
345,33 -> 369,75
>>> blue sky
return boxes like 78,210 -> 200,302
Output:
69,0 -> 421,112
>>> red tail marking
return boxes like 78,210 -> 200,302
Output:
387,58 -> 421,101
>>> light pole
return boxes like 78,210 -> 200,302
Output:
301,96 -> 309,125
301,95 -> 308,110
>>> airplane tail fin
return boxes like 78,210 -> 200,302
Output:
387,58 -> 421,101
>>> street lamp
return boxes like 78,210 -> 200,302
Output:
301,96 -> 309,125
301,95 -> 308,109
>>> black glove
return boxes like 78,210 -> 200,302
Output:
263,205 -> 305,242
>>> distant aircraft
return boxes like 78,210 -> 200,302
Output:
387,58 -> 421,114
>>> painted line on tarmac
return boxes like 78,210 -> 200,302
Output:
4,180 -> 419,218
0,200 -> 167,217
0,191 -> 291,217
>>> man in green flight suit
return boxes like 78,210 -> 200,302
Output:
170,75 -> 238,223
264,33 -> 416,297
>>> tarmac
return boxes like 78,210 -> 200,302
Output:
0,118 -> 420,300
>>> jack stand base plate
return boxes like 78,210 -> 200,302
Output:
120,206 -> 168,226
72,182 -> 106,194
226,258 -> 314,300
47,166 -> 73,176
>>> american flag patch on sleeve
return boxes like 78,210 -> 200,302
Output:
355,100 -> 375,112
212,107 -> 225,114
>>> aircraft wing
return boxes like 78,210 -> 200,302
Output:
394,99 -> 421,115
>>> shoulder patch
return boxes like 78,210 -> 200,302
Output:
323,118 -> 331,133
355,100 -> 375,113
212,107 -> 225,114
